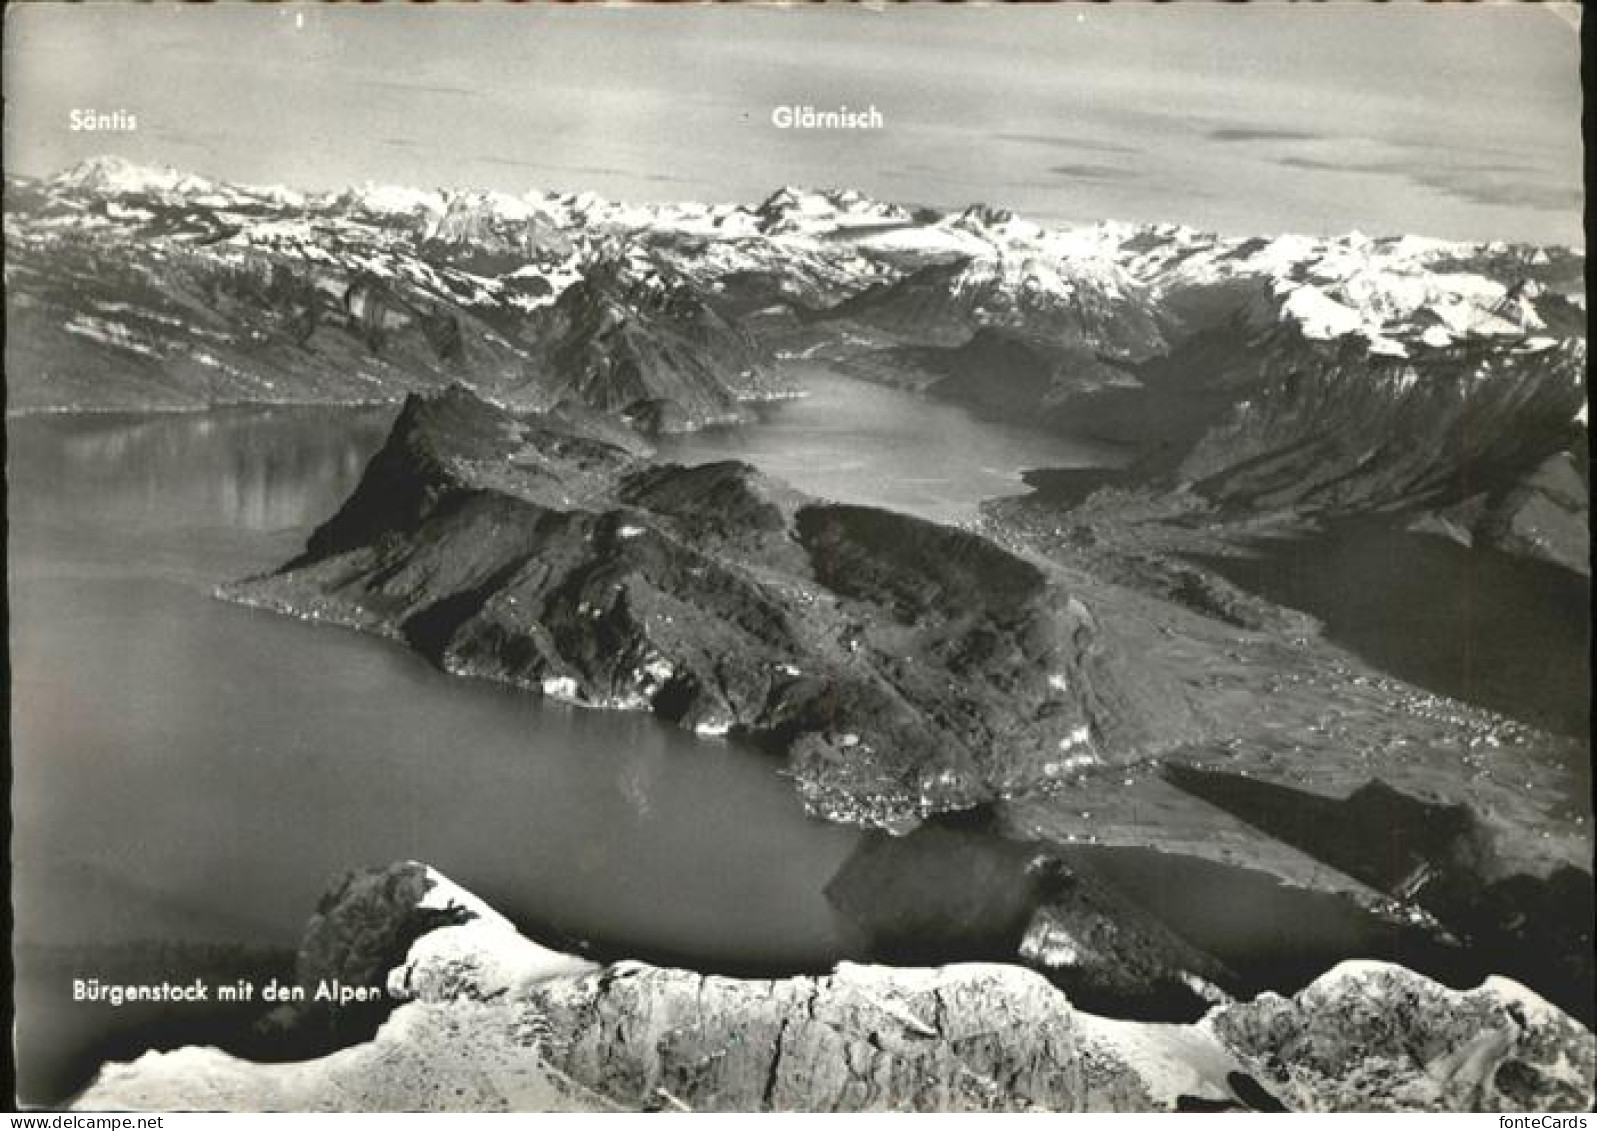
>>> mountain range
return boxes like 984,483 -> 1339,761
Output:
6,157 -> 1583,410
8,156 -> 1586,571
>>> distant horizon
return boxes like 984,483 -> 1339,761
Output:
21,150 -> 1589,252
4,3 -> 1583,245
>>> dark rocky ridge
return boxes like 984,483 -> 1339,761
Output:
225,385 -> 1203,830
228,384 -> 1589,891
1448,449 -> 1591,575
1169,332 -> 1586,523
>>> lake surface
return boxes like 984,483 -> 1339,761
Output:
8,407 -> 870,968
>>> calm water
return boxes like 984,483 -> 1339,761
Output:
661,364 -> 1125,524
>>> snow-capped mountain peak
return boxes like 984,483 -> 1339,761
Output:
52,155 -> 218,198
334,182 -> 449,218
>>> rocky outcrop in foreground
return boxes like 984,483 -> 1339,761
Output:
75,864 -> 1595,1113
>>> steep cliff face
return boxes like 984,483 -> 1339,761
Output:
1171,330 -> 1587,519
73,864 -> 1596,1113
824,254 -> 1167,359
225,386 -> 1202,830
907,315 -> 1587,540
225,385 -> 1588,912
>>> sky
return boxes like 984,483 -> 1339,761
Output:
2,2 -> 1584,244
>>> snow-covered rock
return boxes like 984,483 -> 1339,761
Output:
72,864 -> 1595,1114
51,155 -> 221,199
6,158 -> 1583,440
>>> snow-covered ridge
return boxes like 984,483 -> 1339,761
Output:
51,154 -> 306,208
70,863 -> 1597,1113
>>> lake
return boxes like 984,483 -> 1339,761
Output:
661,364 -> 1126,524
7,405 -> 877,962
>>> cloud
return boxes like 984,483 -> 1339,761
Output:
1277,154 -> 1579,213
1414,167 -> 1579,213
361,79 -> 480,99
1048,162 -> 1137,183
1276,156 -> 1348,173
471,155 -> 544,170
469,154 -> 692,186
998,133 -> 1139,155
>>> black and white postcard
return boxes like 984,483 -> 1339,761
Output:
4,1 -> 1591,1114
